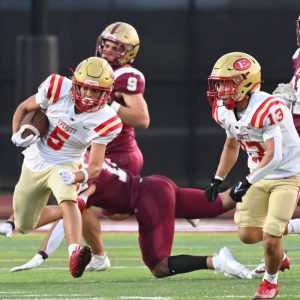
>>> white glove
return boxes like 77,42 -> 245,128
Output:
10,253 -> 45,272
272,83 -> 297,103
58,169 -> 76,185
11,126 -> 38,147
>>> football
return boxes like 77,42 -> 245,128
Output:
20,110 -> 49,138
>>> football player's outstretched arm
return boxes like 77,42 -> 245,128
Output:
206,137 -> 240,202
215,137 -> 240,178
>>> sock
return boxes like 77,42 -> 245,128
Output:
68,244 -> 80,258
263,271 -> 278,284
6,220 -> 15,230
212,255 -> 221,271
287,219 -> 300,234
38,250 -> 48,260
168,255 -> 208,275
45,220 -> 65,256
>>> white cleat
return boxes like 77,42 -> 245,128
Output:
186,219 -> 200,228
11,253 -> 45,272
85,253 -> 111,271
251,258 -> 265,277
251,253 -> 290,277
214,246 -> 252,279
0,222 -> 13,237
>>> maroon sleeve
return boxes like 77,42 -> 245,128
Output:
114,72 -> 145,95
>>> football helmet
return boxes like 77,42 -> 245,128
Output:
72,57 -> 114,112
296,15 -> 300,47
95,22 -> 140,66
207,52 -> 261,110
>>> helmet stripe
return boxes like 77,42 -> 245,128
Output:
110,23 -> 121,34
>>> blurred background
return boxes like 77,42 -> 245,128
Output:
1,0 -> 300,198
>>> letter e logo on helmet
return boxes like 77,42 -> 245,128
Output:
233,58 -> 251,71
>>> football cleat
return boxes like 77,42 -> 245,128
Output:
214,246 -> 252,279
85,253 -> 111,271
251,255 -> 290,277
186,219 -> 200,228
0,222 -> 13,237
69,246 -> 92,278
252,280 -> 280,299
10,253 -> 44,272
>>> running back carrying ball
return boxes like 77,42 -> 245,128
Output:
20,110 -> 49,138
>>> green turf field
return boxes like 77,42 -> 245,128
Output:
0,232 -> 299,299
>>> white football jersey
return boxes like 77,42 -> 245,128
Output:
212,91 -> 300,179
23,74 -> 123,172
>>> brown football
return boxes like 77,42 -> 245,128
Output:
20,110 -> 49,138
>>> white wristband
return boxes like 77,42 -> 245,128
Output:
80,168 -> 89,185
110,101 -> 121,113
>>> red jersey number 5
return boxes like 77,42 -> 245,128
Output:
47,126 -> 70,150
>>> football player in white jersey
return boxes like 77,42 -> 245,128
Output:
10,56 -> 122,278
0,22 -> 149,273
206,52 -> 300,299
251,14 -> 300,278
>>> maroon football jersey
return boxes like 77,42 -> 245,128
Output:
106,64 -> 145,153
86,160 -> 141,214
86,160 -> 224,270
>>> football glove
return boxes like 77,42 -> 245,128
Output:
205,177 -> 223,202
272,83 -> 297,103
11,127 -> 38,147
229,179 -> 251,203
58,169 -> 76,185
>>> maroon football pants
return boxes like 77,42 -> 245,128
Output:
135,175 -> 223,270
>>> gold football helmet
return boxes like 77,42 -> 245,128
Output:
72,57 -> 114,112
95,22 -> 140,66
207,52 -> 261,109
296,15 -> 300,47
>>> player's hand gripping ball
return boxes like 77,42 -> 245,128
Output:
11,110 -> 49,147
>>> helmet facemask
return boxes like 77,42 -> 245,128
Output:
71,79 -> 111,113
207,74 -> 247,110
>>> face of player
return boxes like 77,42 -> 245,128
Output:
78,86 -> 102,110
215,80 -> 233,101
214,79 -> 246,110
101,40 -> 125,65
